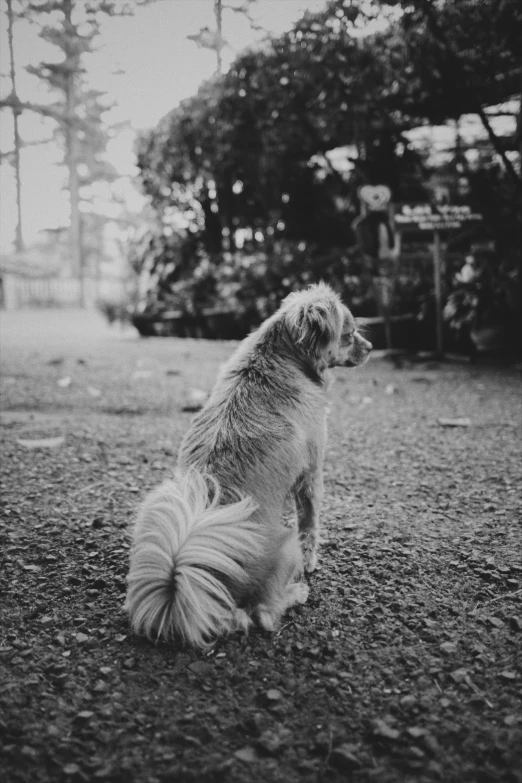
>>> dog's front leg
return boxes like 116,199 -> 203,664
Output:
295,469 -> 323,573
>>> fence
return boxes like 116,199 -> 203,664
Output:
0,274 -> 127,310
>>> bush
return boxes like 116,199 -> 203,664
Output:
443,246 -> 520,354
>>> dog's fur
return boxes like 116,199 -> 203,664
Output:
125,283 -> 372,647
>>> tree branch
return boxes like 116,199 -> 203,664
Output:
0,95 -> 69,124
417,0 -> 521,190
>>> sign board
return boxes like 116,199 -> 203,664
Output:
395,204 -> 483,232
393,203 -> 482,357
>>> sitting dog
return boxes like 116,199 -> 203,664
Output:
125,283 -> 372,647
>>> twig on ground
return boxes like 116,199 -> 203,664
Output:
69,480 -> 106,497
484,588 -> 522,605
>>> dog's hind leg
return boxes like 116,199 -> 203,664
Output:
231,607 -> 253,635
255,532 -> 306,632
295,468 -> 323,573
257,582 -> 309,632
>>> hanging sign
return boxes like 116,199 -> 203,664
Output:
395,204 -> 483,232
358,185 -> 392,212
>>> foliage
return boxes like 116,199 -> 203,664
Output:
442,152 -> 521,351
444,250 -> 520,342
134,0 -> 521,344
392,0 -> 521,123
129,223 -> 374,324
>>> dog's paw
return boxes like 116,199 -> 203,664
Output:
303,550 -> 318,573
257,606 -> 277,632
288,581 -> 309,605
231,608 -> 252,635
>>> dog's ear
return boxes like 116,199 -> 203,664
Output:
284,290 -> 342,361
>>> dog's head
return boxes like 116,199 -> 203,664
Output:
282,283 -> 372,372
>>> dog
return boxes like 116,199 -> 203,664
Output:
125,283 -> 372,647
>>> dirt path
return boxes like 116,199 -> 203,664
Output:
1,308 -> 521,783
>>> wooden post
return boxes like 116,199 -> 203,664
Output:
433,230 -> 444,356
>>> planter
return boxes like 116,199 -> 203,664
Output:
132,309 -> 251,340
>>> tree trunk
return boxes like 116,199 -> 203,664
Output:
6,0 -> 24,253
63,0 -> 84,306
214,0 -> 223,76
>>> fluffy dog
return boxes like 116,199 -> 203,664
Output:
125,283 -> 372,647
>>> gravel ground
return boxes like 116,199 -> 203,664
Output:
1,307 -> 521,783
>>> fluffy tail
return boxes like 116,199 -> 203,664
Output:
124,469 -> 261,647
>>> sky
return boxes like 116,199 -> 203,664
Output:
0,0 -> 328,252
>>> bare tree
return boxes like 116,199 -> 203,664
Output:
188,0 -> 263,76
5,0 -> 24,252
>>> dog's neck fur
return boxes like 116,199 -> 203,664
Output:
252,319 -> 330,386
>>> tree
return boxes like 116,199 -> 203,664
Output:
137,0 -> 429,248
4,0 -> 24,252
188,0 -> 263,76
391,0 -> 521,190
0,0 -> 129,303
135,0 -> 520,339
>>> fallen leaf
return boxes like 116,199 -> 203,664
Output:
266,688 -> 283,702
373,719 -> 400,740
407,726 -> 428,739
182,388 -> 208,412
75,711 -> 94,721
188,661 -> 213,676
234,746 -> 257,763
439,642 -> 458,655
499,671 -> 516,681
132,370 -> 153,380
329,743 -> 361,771
449,668 -> 468,684
257,727 -> 292,755
17,435 -> 65,449
438,417 -> 471,427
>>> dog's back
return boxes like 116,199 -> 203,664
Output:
178,316 -> 328,516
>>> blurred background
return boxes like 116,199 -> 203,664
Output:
0,0 -> 520,356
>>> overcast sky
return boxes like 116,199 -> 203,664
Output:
0,0 -> 327,251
